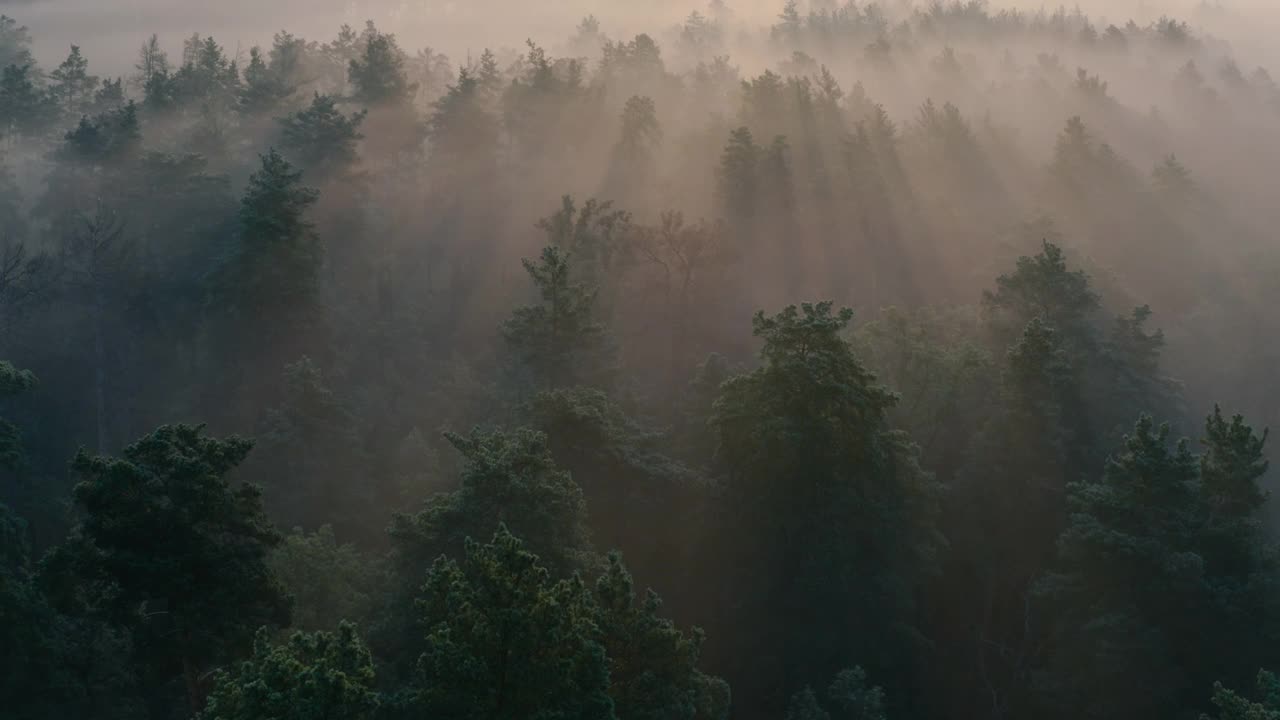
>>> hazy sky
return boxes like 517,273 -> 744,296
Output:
10,0 -> 1280,77
15,0 -> 692,73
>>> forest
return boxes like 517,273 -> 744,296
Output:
1,1 -> 1279,718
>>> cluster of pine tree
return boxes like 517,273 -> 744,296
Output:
2,2 -> 1279,719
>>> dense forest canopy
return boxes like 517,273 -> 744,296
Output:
2,1 -> 1279,719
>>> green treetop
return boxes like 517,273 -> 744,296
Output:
64,425 -> 292,713
279,93 -> 367,178
502,246 -> 614,392
712,302 -> 942,710
349,23 -> 411,105
410,525 -> 615,719
200,623 -> 378,720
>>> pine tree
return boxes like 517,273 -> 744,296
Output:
0,15 -> 34,69
62,425 -> 292,714
252,358 -> 369,543
711,303 -> 942,714
535,195 -> 633,293
0,360 -> 35,474
773,0 -> 803,43
1038,416 -> 1202,719
475,47 -> 503,98
0,63 -> 58,135
949,318 -> 1083,718
49,45 -> 99,114
278,93 -> 366,177
408,46 -> 453,104
1153,153 -> 1196,203
269,525 -> 378,633
630,211 -> 733,389
410,526 -> 615,719
717,126 -> 759,223
379,427 -> 593,681
390,427 -> 593,580
605,95 -> 662,202
348,23 -> 410,105
1195,409 -> 1279,704
1096,305 -> 1182,436
594,551 -> 731,720
91,77 -> 125,112
788,689 -> 833,720
982,241 -> 1101,353
501,246 -> 613,391
200,623 -> 378,720
785,668 -> 888,720
238,46 -> 292,116
59,102 -> 142,165
172,36 -> 240,106
132,34 -> 169,91
1049,116 -> 1095,192
0,502 -> 114,720
267,31 -> 312,91
522,385 -> 701,599
828,667 -> 889,720
226,148 -> 321,317
1204,671 -> 1280,720
760,134 -> 795,216
427,67 -> 498,186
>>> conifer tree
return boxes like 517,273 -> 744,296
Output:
62,425 -> 292,714
379,427 -> 593,681
390,427 -> 593,579
1204,671 -> 1280,720
594,551 -> 731,720
132,34 -> 169,91
785,668 -> 888,720
982,241 -> 1100,352
410,526 -> 615,719
200,623 -> 378,720
49,45 -> 99,114
711,302 -> 942,713
92,77 -> 125,113
252,358 -> 369,542
172,36 -> 239,107
474,47 -> 503,99
226,148 -> 321,318
1153,153 -> 1196,206
1038,416 -> 1203,719
269,525 -> 379,633
605,95 -> 662,203
0,360 -> 35,474
267,31 -> 312,92
278,93 -> 366,177
950,318 -> 1083,718
502,246 -> 613,391
1195,409 -> 1279,704
238,46 -> 293,117
717,126 -> 759,224
428,67 -> 498,185
348,23 -> 410,105
0,14 -> 34,69
0,63 -> 58,135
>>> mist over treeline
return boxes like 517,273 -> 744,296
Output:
2,2 -> 1279,719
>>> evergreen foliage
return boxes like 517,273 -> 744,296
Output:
0,8 -> 1278,720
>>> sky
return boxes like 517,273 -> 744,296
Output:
10,0 -> 1276,75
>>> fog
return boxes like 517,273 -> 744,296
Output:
4,1 -> 1280,718
20,0 -> 703,72
7,0 -> 1280,548
20,1 -> 1280,72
